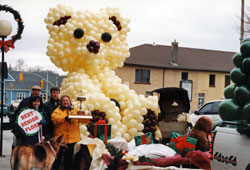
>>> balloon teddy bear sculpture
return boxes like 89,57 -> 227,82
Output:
45,5 -> 161,141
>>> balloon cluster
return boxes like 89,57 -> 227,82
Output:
91,110 -> 108,123
45,5 -> 161,141
219,38 -> 250,123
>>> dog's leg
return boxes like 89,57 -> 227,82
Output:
11,147 -> 20,170
25,154 -> 33,170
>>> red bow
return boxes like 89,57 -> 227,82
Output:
0,40 -> 15,53
170,135 -> 196,152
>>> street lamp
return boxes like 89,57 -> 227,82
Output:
0,19 -> 12,156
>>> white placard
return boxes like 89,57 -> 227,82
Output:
180,80 -> 192,101
17,109 -> 43,135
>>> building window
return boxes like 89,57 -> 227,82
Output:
145,91 -> 153,96
198,93 -> 205,108
209,74 -> 215,87
225,75 -> 230,87
135,69 -> 150,83
181,72 -> 188,80
17,92 -> 25,100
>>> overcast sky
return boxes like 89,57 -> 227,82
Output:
0,0 -> 244,75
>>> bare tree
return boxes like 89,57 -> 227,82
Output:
16,59 -> 25,71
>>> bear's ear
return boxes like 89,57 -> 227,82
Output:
44,5 -> 73,28
101,8 -> 130,33
109,15 -> 122,31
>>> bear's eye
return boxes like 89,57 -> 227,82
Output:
101,32 -> 112,42
74,28 -> 84,39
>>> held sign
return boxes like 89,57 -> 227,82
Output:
17,109 -> 43,135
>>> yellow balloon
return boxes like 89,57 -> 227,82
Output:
136,123 -> 144,131
128,128 -> 137,137
122,133 -> 131,142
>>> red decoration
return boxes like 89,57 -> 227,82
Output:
141,134 -> 146,144
170,135 -> 196,152
0,40 -> 14,52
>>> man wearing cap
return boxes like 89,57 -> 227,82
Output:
11,85 -> 43,147
14,85 -> 42,114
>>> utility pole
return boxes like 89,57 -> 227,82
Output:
240,0 -> 245,43
46,71 -> 49,100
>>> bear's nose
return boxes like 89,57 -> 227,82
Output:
86,40 -> 100,54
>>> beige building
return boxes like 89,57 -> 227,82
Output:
115,41 -> 235,112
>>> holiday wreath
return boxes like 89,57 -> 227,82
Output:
0,4 -> 24,52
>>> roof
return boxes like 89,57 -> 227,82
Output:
4,70 -> 65,91
125,44 -> 236,72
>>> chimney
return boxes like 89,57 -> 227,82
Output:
171,40 -> 178,65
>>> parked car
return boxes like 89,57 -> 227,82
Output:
190,100 -> 223,128
7,100 -> 21,120
1,104 -> 9,116
210,121 -> 250,170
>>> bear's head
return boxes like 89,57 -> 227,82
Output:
45,5 -> 130,73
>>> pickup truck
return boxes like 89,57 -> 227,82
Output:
210,121 -> 250,170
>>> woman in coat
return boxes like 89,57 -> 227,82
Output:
51,95 -> 81,170
13,96 -> 47,145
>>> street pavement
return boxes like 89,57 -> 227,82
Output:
0,117 -> 14,170
0,129 -> 13,170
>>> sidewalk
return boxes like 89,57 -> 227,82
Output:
0,130 -> 13,170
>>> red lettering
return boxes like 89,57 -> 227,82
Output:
21,115 -> 25,120
25,127 -> 29,132
22,115 -> 40,127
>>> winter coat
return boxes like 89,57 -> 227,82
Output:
44,99 -> 60,139
44,99 -> 60,115
51,106 -> 81,144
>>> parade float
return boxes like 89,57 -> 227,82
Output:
44,5 -> 210,170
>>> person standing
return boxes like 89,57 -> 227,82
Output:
44,87 -> 60,139
11,85 -> 43,147
14,85 -> 42,115
51,95 -> 81,170
13,96 -> 47,145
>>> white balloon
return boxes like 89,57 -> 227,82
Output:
122,133 -> 131,142
115,132 -> 122,137
136,123 -> 144,131
136,116 -> 144,123
128,128 -> 137,137
108,118 -> 115,125
128,119 -> 137,128
111,125 -> 118,132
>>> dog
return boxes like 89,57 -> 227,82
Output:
189,116 -> 213,152
11,134 -> 66,170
